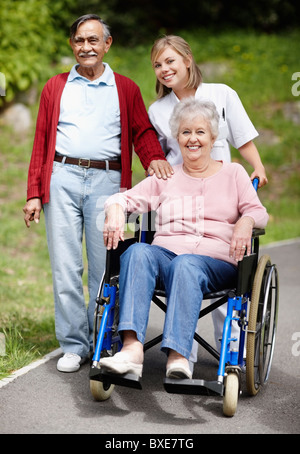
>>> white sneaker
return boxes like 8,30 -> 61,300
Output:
57,353 -> 83,372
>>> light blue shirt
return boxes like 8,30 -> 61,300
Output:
55,63 -> 121,160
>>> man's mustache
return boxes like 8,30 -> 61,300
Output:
78,52 -> 98,57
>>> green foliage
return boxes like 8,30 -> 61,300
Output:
0,121 -> 59,378
1,0 -> 299,107
0,325 -> 37,379
48,0 -> 113,39
84,0 -> 300,44
0,316 -> 58,379
0,0 -> 68,108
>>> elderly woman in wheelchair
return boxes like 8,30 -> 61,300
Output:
99,98 -> 269,385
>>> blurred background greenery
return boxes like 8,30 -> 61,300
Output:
0,0 -> 299,377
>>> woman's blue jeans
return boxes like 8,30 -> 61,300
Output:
44,161 -> 121,357
118,243 -> 237,359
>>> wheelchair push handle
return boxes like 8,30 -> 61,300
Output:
252,177 -> 259,191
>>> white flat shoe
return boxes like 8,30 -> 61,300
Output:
166,361 -> 192,379
100,352 -> 143,377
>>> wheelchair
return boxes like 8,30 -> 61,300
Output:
89,180 -> 279,417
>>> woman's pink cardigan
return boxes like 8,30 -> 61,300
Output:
105,163 -> 269,266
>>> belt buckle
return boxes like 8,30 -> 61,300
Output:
79,158 -> 91,169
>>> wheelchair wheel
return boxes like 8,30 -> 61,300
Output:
90,377 -> 115,401
223,371 -> 239,417
246,254 -> 279,396
90,283 -> 120,401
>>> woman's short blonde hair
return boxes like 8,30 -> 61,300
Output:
169,98 -> 219,140
151,35 -> 202,99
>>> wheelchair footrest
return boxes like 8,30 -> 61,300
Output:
163,378 -> 224,396
89,366 -> 142,390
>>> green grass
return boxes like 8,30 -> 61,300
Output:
1,29 -> 300,379
0,122 -> 60,378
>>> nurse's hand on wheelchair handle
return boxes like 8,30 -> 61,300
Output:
229,216 -> 254,262
250,169 -> 268,188
103,203 -> 125,250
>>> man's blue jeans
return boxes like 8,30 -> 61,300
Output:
44,161 -> 121,357
118,243 -> 237,359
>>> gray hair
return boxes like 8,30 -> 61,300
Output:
169,98 -> 219,140
70,14 -> 111,41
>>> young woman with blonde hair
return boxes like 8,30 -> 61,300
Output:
149,35 -> 268,187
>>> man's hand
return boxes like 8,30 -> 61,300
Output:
103,204 -> 125,250
147,160 -> 174,180
23,198 -> 42,228
229,216 -> 254,262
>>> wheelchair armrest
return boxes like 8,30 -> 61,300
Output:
252,228 -> 265,238
104,237 -> 138,283
236,253 -> 258,296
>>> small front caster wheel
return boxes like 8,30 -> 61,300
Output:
90,379 -> 115,401
223,372 -> 239,417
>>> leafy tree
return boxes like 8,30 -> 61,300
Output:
0,0 -> 299,107
0,0 -> 116,107
0,0 -> 66,108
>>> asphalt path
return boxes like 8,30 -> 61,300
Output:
1,239 -> 299,436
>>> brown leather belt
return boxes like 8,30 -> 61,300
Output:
54,154 -> 121,170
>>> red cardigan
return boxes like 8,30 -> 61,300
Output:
27,71 -> 166,203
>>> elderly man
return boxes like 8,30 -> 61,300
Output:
23,14 -> 172,373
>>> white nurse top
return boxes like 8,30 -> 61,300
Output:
148,83 -> 259,166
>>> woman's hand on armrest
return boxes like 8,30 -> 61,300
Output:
229,216 -> 254,261
103,203 -> 125,250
